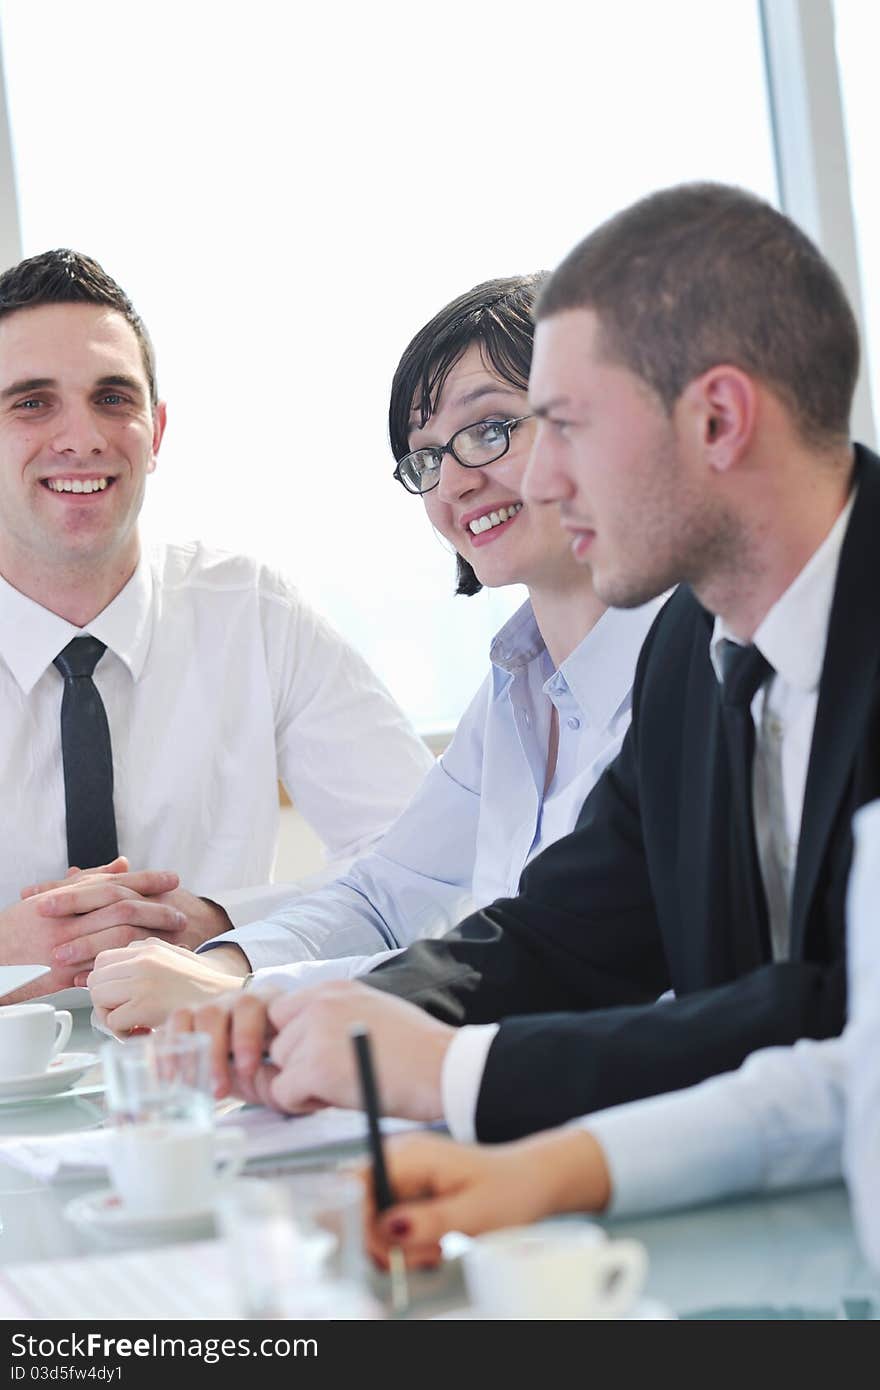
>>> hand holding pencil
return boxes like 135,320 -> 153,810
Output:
361,1128 -> 614,1271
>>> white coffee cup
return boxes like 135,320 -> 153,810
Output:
107,1122 -> 246,1218
0,1003 -> 73,1081
462,1221 -> 648,1319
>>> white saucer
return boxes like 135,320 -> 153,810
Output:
0,1053 -> 99,1105
64,1185 -> 221,1242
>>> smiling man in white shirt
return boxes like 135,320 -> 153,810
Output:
0,248 -> 432,1001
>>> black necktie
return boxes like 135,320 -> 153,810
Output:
53,636 -> 119,870
718,639 -> 774,959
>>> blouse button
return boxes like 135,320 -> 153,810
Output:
567,716 -> 581,730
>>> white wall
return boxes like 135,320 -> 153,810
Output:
275,803 -> 327,881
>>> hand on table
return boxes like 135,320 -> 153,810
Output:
21,857 -> 233,984
88,937 -> 251,1035
363,1128 -> 613,1271
0,870 -> 177,1002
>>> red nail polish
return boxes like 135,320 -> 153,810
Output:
388,1218 -> 411,1238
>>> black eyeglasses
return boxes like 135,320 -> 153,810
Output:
393,415 -> 533,495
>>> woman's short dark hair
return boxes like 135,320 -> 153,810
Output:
389,274 -> 546,596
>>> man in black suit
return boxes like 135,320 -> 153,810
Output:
184,182 -> 874,1144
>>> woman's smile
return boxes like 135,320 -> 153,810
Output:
461,500 -> 524,545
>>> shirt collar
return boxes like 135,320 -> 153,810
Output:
0,549 -> 154,694
558,593 -> 670,730
489,600 -> 547,673
490,592 -> 670,732
710,489 -> 856,692
87,550 -> 154,681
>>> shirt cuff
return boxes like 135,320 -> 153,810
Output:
195,930 -> 254,968
441,1024 -> 499,1142
247,951 -> 400,996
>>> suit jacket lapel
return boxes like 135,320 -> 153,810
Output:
791,446 -> 880,949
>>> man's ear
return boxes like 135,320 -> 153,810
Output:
149,401 -> 168,474
681,366 -> 757,473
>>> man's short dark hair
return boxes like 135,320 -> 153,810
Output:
390,274 -> 546,596
0,248 -> 158,406
537,182 -> 859,446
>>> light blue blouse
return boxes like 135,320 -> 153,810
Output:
203,595 -> 667,973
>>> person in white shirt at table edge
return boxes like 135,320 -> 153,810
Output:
0,248 -> 433,1004
85,274 -> 666,1032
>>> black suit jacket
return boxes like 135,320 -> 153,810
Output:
369,444 -> 880,1141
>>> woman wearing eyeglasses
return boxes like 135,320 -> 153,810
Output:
87,275 -> 667,1031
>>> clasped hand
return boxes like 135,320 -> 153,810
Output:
0,855 -> 228,1001
172,979 -> 452,1123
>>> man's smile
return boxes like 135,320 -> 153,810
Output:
40,475 -> 116,495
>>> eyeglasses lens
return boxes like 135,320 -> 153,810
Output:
452,420 -> 509,466
397,419 -> 517,494
400,453 -> 438,493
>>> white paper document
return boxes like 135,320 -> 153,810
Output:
0,1238 -> 384,1321
0,1105 -> 419,1183
224,1102 -> 417,1165
39,986 -> 92,1011
0,1240 -> 237,1320
0,965 -> 50,1000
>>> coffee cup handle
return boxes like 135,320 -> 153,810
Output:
214,1127 -> 246,1184
52,1011 -> 73,1058
594,1239 -> 648,1318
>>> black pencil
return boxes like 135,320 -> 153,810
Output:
350,1023 -> 409,1313
350,1024 -> 394,1210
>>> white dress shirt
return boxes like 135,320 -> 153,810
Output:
583,1037 -> 846,1217
0,541 -> 433,921
843,798 -> 880,1270
442,496 -> 856,1142
709,492 -> 856,961
210,595 -> 667,980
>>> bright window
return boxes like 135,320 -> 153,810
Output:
0,0 -> 777,732
833,0 -> 880,434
